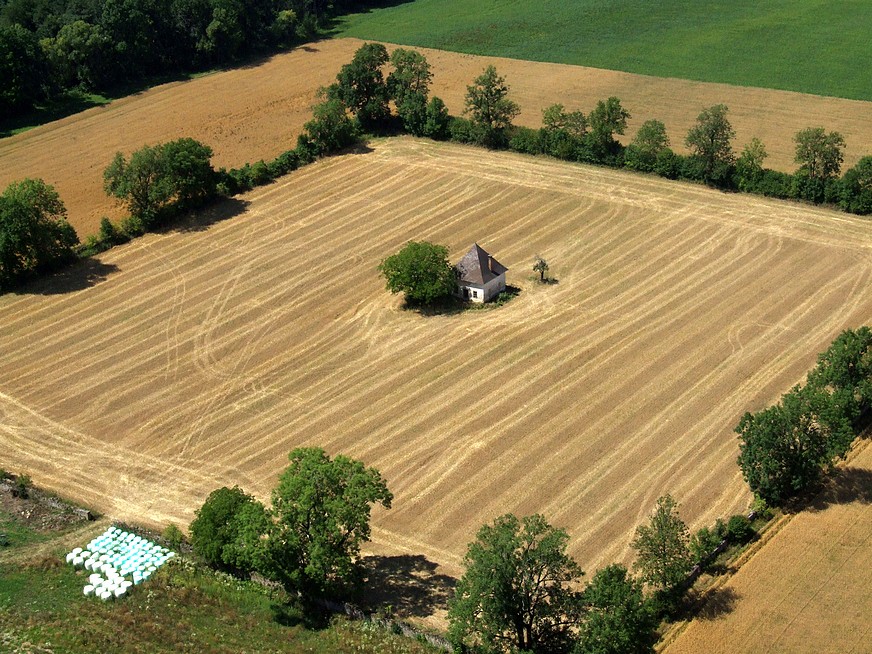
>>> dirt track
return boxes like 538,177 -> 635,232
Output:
1,38 -> 871,238
3,140 -> 872,627
664,442 -> 872,654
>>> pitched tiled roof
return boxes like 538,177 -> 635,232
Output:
456,243 -> 508,285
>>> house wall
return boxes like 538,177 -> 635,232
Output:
458,274 -> 506,303
458,283 -> 487,303
483,274 -> 506,301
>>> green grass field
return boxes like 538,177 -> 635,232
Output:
336,0 -> 872,101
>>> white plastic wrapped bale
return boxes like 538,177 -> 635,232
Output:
71,526 -> 177,598
83,585 -> 95,597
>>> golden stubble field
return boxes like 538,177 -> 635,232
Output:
664,442 -> 872,654
1,38 -> 871,238
3,138 -> 872,618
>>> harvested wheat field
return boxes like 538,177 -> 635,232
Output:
3,138 -> 872,610
2,38 -> 872,238
664,442 -> 872,654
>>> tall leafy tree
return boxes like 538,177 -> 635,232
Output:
378,240 -> 457,305
586,97 -> 630,162
624,119 -> 669,172
807,326 -> 872,431
541,103 -> 587,159
735,137 -> 768,192
265,447 -> 392,596
792,126 -> 845,202
735,385 -> 836,504
328,42 -> 390,129
793,127 -> 845,182
299,97 -> 360,155
575,564 -> 658,654
104,137 -> 215,227
464,65 -> 520,147
42,20 -> 115,90
685,104 -> 735,185
631,495 -> 693,593
0,178 -> 78,292
387,47 -> 432,105
387,48 -> 433,136
449,513 -> 583,654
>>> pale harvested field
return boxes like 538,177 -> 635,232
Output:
3,139 -> 872,613
2,38 -> 871,238
664,442 -> 872,654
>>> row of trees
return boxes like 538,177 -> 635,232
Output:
449,495 -> 756,654
191,449 -> 760,654
0,0 -> 386,118
301,44 -> 872,216
6,44 -> 870,294
736,327 -> 872,505
506,95 -> 871,213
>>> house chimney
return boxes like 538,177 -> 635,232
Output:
488,255 -> 493,272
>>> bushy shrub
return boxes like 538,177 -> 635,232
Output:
268,150 -> 300,178
98,217 -> 120,245
422,96 -> 450,140
689,519 -> 726,564
119,214 -> 145,238
725,515 -> 755,544
190,486 -> 267,573
508,126 -> 544,155
301,98 -> 361,156
750,497 -> 774,521
755,169 -> 794,199
295,134 -> 319,165
839,156 -> 872,215
653,149 -> 683,179
163,523 -> 185,549
448,116 -> 481,145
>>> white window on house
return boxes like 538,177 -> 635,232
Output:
472,290 -> 478,298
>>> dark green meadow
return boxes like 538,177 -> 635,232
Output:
336,0 -> 872,101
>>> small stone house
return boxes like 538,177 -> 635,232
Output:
455,243 -> 508,303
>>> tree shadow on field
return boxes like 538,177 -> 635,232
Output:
361,554 -> 456,619
171,197 -> 250,233
344,142 -> 375,155
14,258 -> 120,295
696,586 -> 741,620
806,466 -> 872,512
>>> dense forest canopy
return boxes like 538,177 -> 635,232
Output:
0,0 -> 382,118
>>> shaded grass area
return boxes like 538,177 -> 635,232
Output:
0,557 -> 440,653
335,0 -> 872,101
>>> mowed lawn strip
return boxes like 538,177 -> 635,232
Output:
2,39 -> 872,240
337,0 -> 872,101
2,139 -> 872,610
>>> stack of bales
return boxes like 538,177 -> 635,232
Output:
65,526 -> 175,600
